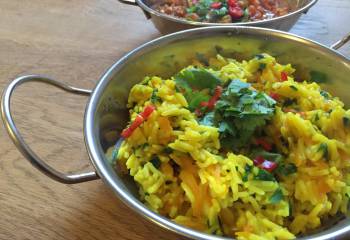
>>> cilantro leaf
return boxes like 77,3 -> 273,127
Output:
175,67 -> 221,90
254,168 -> 276,181
270,188 -> 283,204
209,80 -> 276,150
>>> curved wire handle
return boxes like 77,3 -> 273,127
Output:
331,33 -> 350,50
1,75 -> 99,184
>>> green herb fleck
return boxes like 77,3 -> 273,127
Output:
242,165 -> 252,182
151,89 -> 161,103
270,188 -> 283,204
150,156 -> 161,169
318,143 -> 329,161
163,147 -> 173,154
290,85 -> 298,91
276,163 -> 297,176
320,90 -> 331,99
209,80 -> 276,150
254,169 -> 276,181
259,63 -> 266,71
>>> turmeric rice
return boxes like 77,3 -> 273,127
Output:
106,53 -> 350,239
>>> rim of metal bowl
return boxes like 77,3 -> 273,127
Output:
135,0 -> 318,27
85,26 -> 349,240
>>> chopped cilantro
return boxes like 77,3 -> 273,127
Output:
270,188 -> 283,204
254,169 -> 276,181
150,156 -> 161,169
276,163 -> 297,176
320,90 -> 331,99
201,80 -> 276,150
174,67 -> 220,111
289,85 -> 298,91
318,143 -> 329,161
259,63 -> 266,71
150,89 -> 161,103
242,165 -> 252,182
163,147 -> 173,154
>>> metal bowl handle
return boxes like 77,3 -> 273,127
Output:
118,0 -> 137,6
331,33 -> 350,50
1,75 -> 100,184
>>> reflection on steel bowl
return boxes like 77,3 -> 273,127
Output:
118,0 -> 318,33
156,0 -> 291,23
1,27 -> 350,240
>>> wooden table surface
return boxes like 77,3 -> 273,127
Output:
0,0 -> 349,239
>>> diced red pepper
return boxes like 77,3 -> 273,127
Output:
207,86 -> 223,109
260,160 -> 278,172
269,92 -> 280,101
210,2 -> 222,9
255,138 -> 273,151
229,6 -> 244,19
140,105 -> 156,119
227,0 -> 237,7
121,105 -> 155,138
200,101 -> 209,107
281,71 -> 288,81
253,156 -> 264,166
195,108 -> 203,117
121,115 -> 144,138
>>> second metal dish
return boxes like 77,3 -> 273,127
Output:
119,0 -> 318,33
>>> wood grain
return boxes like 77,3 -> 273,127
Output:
0,0 -> 349,239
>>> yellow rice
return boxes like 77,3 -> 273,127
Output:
106,53 -> 350,239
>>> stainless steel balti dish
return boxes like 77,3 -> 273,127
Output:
118,0 -> 318,33
2,27 -> 350,239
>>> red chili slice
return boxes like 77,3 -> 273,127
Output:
255,138 -> 273,151
207,85 -> 223,109
281,71 -> 288,81
200,101 -> 209,107
140,105 -> 156,119
121,105 -> 155,138
253,156 -> 265,166
211,2 -> 222,9
269,92 -> 280,101
260,160 -> 278,172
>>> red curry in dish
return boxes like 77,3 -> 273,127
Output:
155,0 -> 290,23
